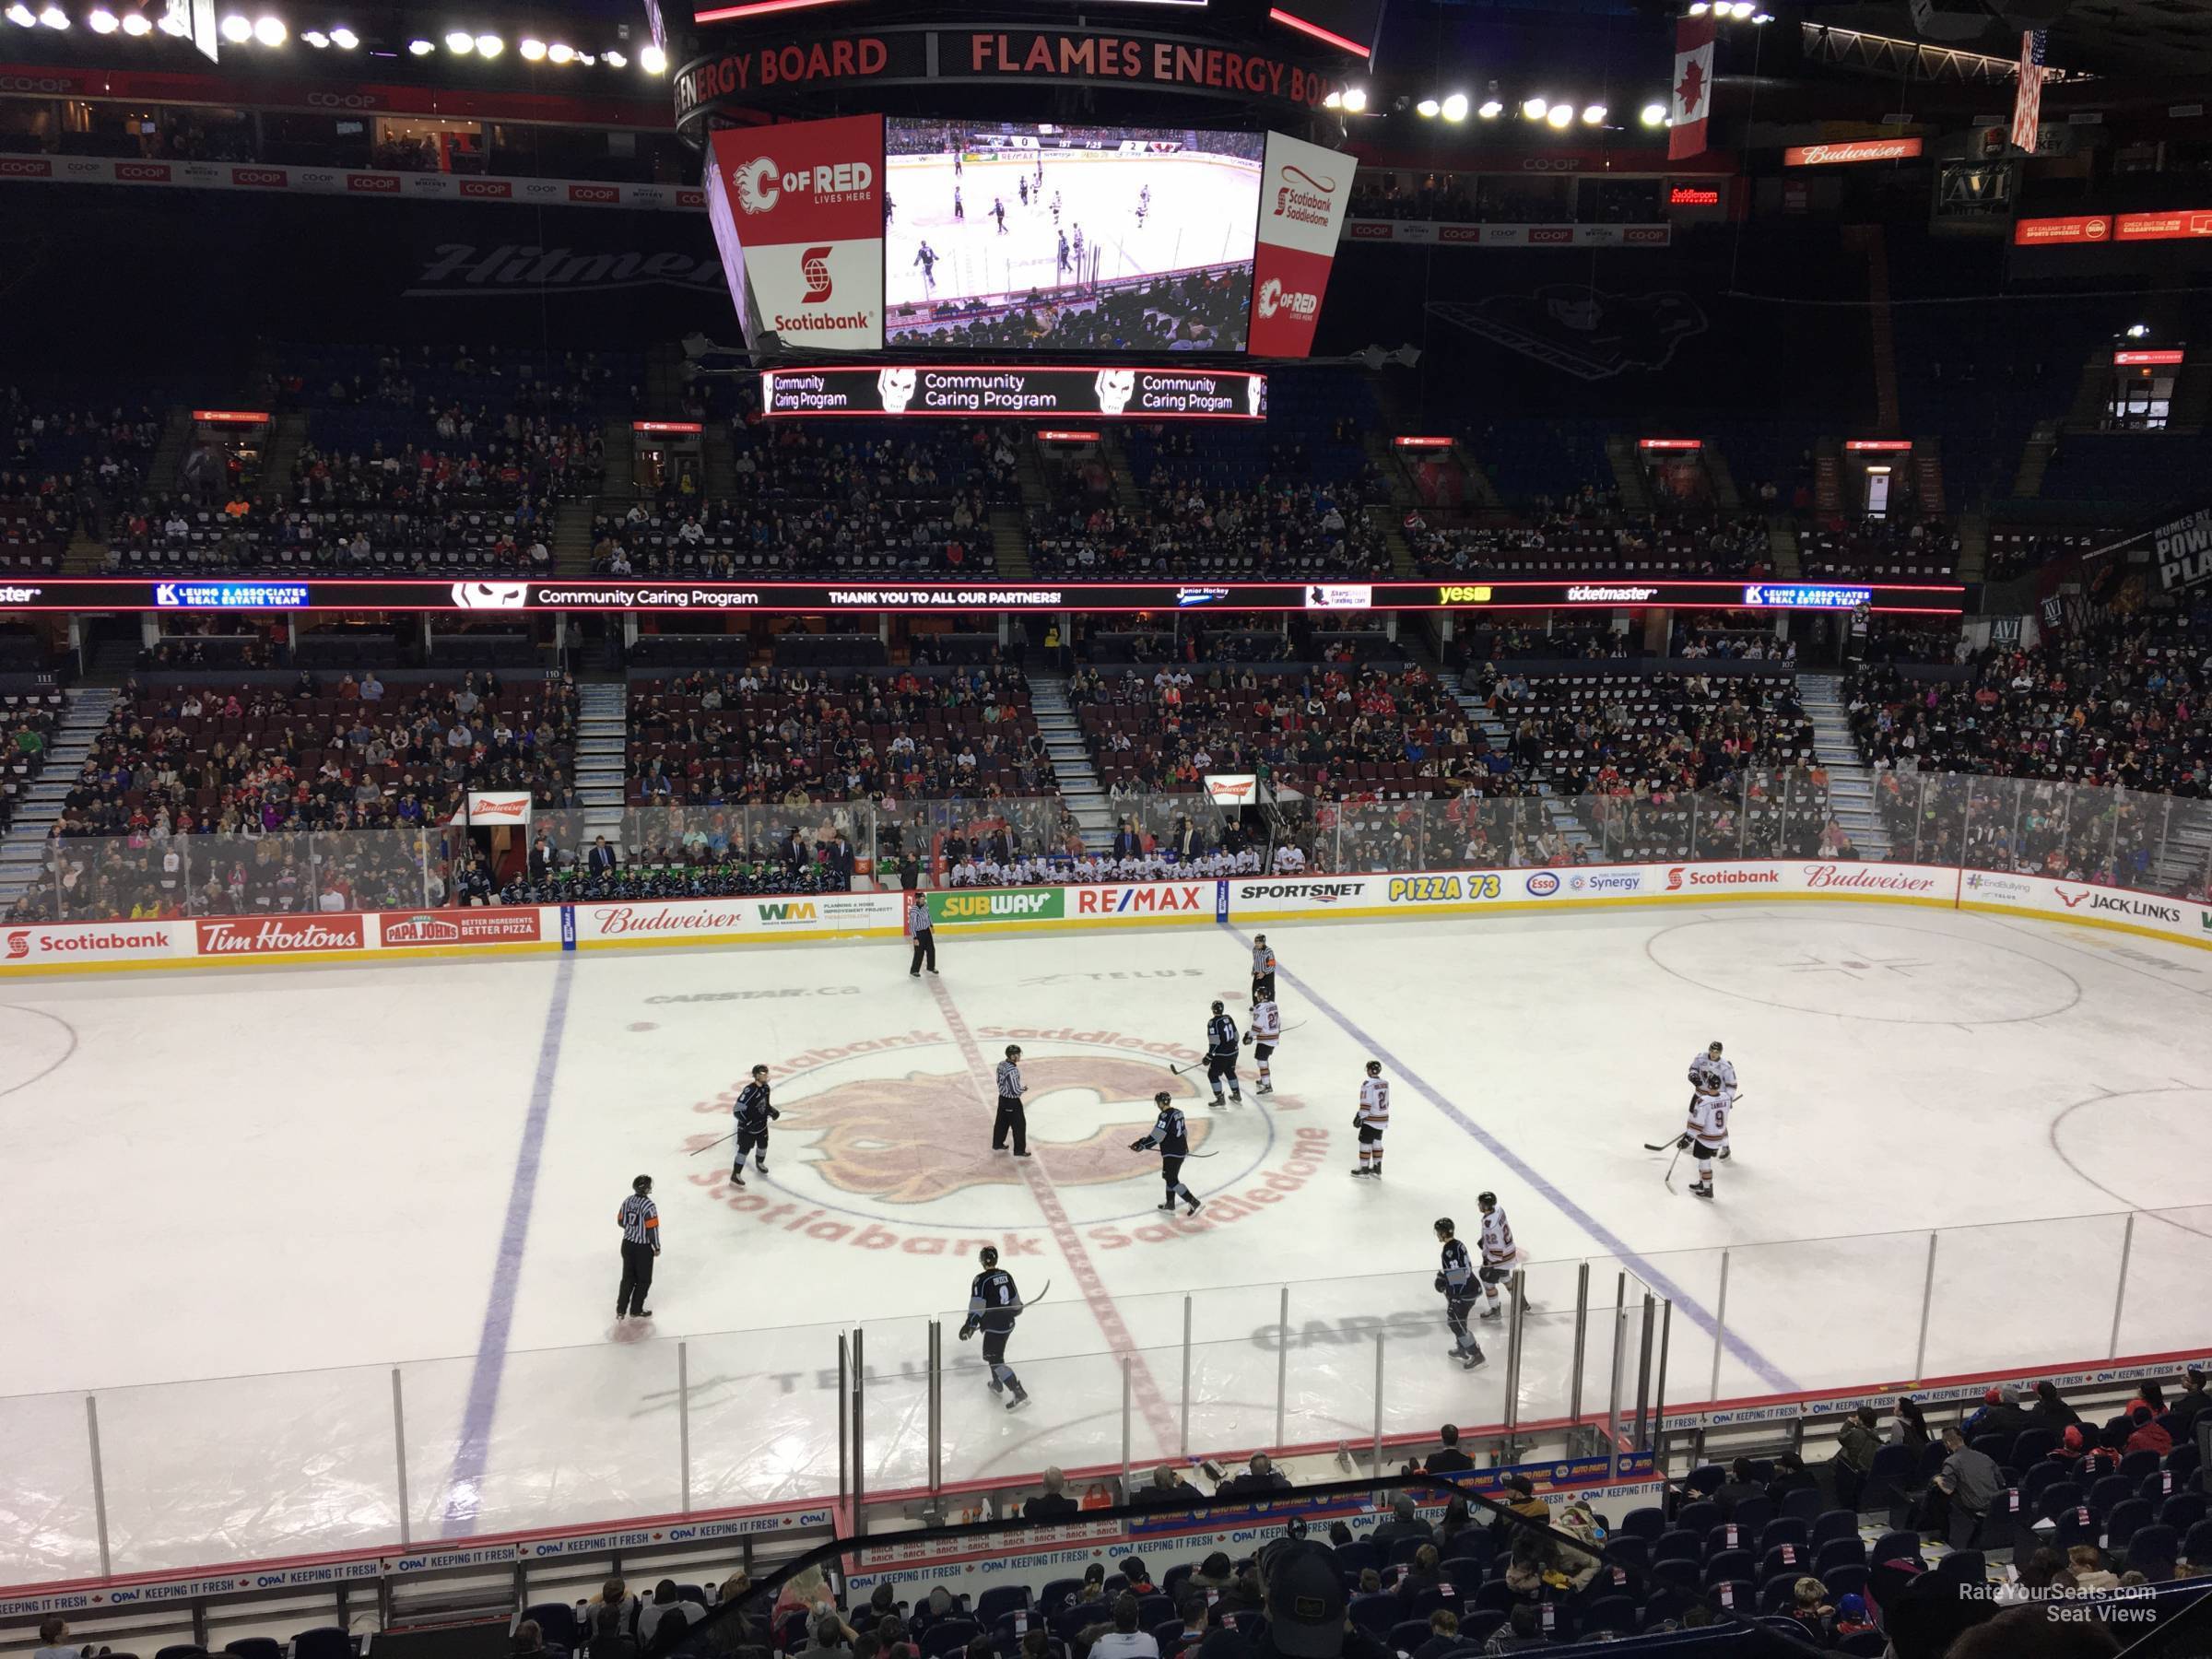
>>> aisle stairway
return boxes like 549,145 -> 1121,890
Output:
574,680 -> 628,840
1440,670 -> 1593,853
0,686 -> 118,912
1795,673 -> 1891,858
1027,673 -> 1112,851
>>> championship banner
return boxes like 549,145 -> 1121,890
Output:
2154,504 -> 2212,594
1247,131 -> 1351,358
704,113 -> 885,354
1667,13 -> 1715,163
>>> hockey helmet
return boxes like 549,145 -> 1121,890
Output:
1211,999 -> 1225,1014
1155,1091 -> 1172,1106
750,1063 -> 769,1079
980,1245 -> 1000,1268
1365,1060 -> 1382,1076
1477,1191 -> 1498,1209
1707,1041 -> 1724,1055
1433,1217 -> 1454,1236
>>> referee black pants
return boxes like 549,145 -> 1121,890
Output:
993,1095 -> 1028,1155
618,1240 -> 655,1316
910,927 -> 936,974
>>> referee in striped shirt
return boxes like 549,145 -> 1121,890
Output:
993,1044 -> 1031,1158
617,1174 -> 659,1320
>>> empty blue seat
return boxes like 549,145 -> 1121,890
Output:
1862,1444 -> 1917,1512
2038,1481 -> 2085,1522
1759,1518 -> 1809,1553
1347,1596 -> 1394,1637
1813,1510 -> 1862,1549
1386,1620 -> 1430,1653
1870,1531 -> 1923,1570
2053,1506 -> 2100,1549
2010,1428 -> 2059,1465
1759,1543 -> 1811,1583
1677,1500 -> 1723,1537
525,1606 -> 582,1652
921,1623 -> 979,1659
1653,1528 -> 1702,1566
2119,1449 -> 2162,1483
1705,1548 -> 1753,1588
2160,1492 -> 2206,1533
1038,1580 -> 1081,1614
1579,1596 -> 1639,1639
976,1587 -> 1030,1627
291,1630 -> 352,1659
225,1642 -> 281,1659
2089,1474 -> 2135,1513
1779,1487 -> 1826,1524
1727,1495 -> 1774,1537
1815,1536 -> 1865,1577
2103,1499 -> 2153,1547
2125,1523 -> 2179,1575
1619,1506 -> 1665,1542
1825,1565 -> 1871,1603
1601,1536 -> 1647,1574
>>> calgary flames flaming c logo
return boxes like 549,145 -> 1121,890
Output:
780,1055 -> 1206,1204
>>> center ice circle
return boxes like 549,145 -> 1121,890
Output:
0,1004 -> 76,1098
1643,915 -> 2080,1024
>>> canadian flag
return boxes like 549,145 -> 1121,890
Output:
1669,13 -> 1717,162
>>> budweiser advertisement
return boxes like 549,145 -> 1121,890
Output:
1246,131 -> 1352,358
466,789 -> 535,827
1782,137 -> 1925,167
705,114 -> 885,354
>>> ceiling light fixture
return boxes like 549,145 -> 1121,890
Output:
1441,91 -> 1469,121
443,28 -> 472,51
329,24 -> 356,45
406,35 -> 431,53
122,7 -> 150,30
1477,99 -> 1501,118
252,13 -> 283,42
1641,101 -> 1667,125
1582,103 -> 1606,124
547,41 -> 572,61
1414,96 -> 1440,117
1342,86 -> 1368,113
519,35 -> 545,57
1521,96 -> 1547,119
639,42 -> 666,73
1546,103 -> 1573,128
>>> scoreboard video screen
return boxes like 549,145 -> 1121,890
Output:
883,121 -> 1263,352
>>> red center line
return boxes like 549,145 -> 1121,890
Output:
926,973 -> 1182,1453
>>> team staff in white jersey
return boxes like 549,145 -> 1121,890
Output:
1243,992 -> 1281,1095
1688,1041 -> 1739,1159
1679,1083 -> 1730,1201
1353,1060 -> 1390,1179
1476,1192 -> 1516,1320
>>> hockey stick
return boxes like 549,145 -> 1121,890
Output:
690,1129 -> 739,1156
1663,1141 -> 1685,1189
1646,1094 -> 1747,1151
1017,1277 -> 1053,1313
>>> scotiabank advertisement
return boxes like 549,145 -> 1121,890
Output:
705,114 -> 885,353
1247,131 -> 1350,358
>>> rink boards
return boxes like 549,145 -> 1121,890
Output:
4,857 -> 2210,975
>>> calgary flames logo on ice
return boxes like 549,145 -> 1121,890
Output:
789,1056 -> 1207,1205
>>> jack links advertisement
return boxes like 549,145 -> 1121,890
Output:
759,365 -> 1269,419
0,579 -> 1969,615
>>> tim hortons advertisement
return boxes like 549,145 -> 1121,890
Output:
1247,131 -> 1352,358
705,114 -> 885,354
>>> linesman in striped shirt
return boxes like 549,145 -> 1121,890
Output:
617,1174 -> 659,1321
993,1043 -> 1031,1158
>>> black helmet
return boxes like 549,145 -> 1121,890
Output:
1155,1090 -> 1172,1106
1434,1218 -> 1454,1236
1366,1060 -> 1382,1076
751,1063 -> 769,1078
1478,1191 -> 1498,1209
1211,999 -> 1225,1015
633,1174 -> 653,1194
1707,1041 -> 1724,1054
980,1245 -> 999,1268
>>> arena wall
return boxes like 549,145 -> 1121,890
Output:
3,859 -> 2208,976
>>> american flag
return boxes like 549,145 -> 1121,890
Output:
2010,29 -> 2047,153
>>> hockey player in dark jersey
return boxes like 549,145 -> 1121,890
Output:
960,1245 -> 1029,1409
1131,1090 -> 1202,1218
1204,1000 -> 1243,1107
1433,1218 -> 1488,1371
731,1064 -> 778,1186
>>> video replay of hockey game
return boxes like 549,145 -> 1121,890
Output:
883,120 -> 1264,351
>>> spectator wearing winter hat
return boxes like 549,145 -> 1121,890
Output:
2123,1403 -> 2172,1458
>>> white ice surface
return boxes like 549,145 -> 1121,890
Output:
4,902 -> 2210,1583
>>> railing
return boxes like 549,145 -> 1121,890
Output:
6,1204 -> 2207,1588
18,772 -> 2211,925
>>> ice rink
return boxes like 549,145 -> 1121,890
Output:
5,900 -> 2212,1583
883,151 -> 1259,319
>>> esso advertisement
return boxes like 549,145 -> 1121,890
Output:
1248,131 -> 1351,358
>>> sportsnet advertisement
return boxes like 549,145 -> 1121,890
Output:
1247,131 -> 1352,357
704,113 -> 886,354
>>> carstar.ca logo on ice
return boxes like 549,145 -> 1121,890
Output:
684,1033 -> 1331,1254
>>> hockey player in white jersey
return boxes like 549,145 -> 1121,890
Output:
1688,1041 -> 1739,1159
1679,1081 -> 1730,1200
1475,1191 -> 1517,1320
1242,991 -> 1282,1095
1353,1060 -> 1389,1178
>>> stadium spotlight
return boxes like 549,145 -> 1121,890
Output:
605,47 -> 625,65
1414,96 -> 1440,117
1581,103 -> 1606,124
88,6 -> 117,27
1730,1 -> 1754,15
2127,323 -> 2150,338
547,41 -> 572,61
1641,101 -> 1667,125
36,2 -> 64,22
158,5 -> 184,28
577,50 -> 594,63
1477,98 -> 1502,118
1688,1 -> 1708,12
122,6 -> 150,29
218,11 -> 250,38
329,24 -> 356,45
1752,8 -> 1772,19
479,32 -> 504,53
301,27 -> 326,44
1546,102 -> 1572,128
253,14 -> 283,42
406,35 -> 430,53
1441,91 -> 1469,121
1521,95 -> 1547,119
519,34 -> 545,57
5,4 -> 32,24
640,41 -> 665,72
1323,89 -> 1340,108
1342,86 -> 1368,112
443,29 -> 471,51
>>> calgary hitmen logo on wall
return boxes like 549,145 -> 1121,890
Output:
685,1030 -> 1332,1253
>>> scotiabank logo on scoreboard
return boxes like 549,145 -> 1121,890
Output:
1249,131 -> 1350,358
706,113 -> 885,352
